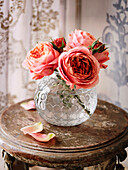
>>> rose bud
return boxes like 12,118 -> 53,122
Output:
51,37 -> 66,53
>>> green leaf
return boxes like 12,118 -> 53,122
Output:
91,38 -> 100,49
74,84 -> 76,89
92,44 -> 108,54
98,47 -> 108,53
50,42 -> 58,51
55,74 -> 91,116
88,38 -> 108,55
59,38 -> 66,49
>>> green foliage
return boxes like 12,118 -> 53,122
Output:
55,71 -> 91,116
89,38 -> 108,55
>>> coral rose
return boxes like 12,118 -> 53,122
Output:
58,46 -> 100,89
23,42 -> 60,80
65,29 -> 109,68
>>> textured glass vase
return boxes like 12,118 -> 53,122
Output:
34,75 -> 97,126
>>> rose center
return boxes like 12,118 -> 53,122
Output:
68,54 -> 91,75
30,47 -> 41,58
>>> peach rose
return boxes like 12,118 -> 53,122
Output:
23,42 -> 60,80
58,46 -> 100,89
65,29 -> 96,50
65,29 -> 109,68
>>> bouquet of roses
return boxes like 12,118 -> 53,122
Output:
21,31 -> 110,132
23,29 -> 109,91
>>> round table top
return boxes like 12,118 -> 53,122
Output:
0,99 -> 128,168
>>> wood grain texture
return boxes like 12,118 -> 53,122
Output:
0,99 -> 128,169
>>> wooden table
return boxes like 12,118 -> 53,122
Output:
0,99 -> 128,170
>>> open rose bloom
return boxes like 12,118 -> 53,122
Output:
59,47 -> 100,89
23,42 -> 60,80
23,30 -> 110,127
66,29 -> 109,69
23,30 -> 109,89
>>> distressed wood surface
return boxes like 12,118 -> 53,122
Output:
0,99 -> 128,169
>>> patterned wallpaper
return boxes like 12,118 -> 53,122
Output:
0,0 -> 128,114
0,0 -> 60,113
100,0 -> 128,112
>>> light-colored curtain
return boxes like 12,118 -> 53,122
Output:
0,0 -> 128,114
0,0 -> 60,113
64,0 -> 128,112
0,0 -> 128,169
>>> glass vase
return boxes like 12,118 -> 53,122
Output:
34,75 -> 97,126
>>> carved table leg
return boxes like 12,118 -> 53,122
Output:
92,149 -> 127,170
2,149 -> 15,170
114,149 -> 127,170
13,159 -> 29,170
2,149 -> 29,170
83,157 -> 116,170
105,157 -> 116,170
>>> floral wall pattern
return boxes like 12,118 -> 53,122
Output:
31,0 -> 59,46
0,0 -> 60,113
0,0 -> 9,112
101,0 -> 128,111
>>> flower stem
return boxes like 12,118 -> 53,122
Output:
55,71 -> 91,116
73,94 -> 91,116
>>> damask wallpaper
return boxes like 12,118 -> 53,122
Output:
101,0 -> 128,111
0,0 -> 60,113
80,0 -> 128,113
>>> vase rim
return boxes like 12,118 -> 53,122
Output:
37,76 -> 96,95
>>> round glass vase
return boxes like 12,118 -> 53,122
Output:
34,75 -> 97,126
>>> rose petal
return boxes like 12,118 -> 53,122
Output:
29,133 -> 56,142
23,42 -> 60,80
20,100 -> 36,110
59,46 -> 100,89
65,29 -> 96,50
20,122 -> 43,134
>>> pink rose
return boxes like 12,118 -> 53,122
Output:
58,46 -> 100,89
23,42 -> 60,80
65,29 -> 96,50
65,29 -> 109,69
